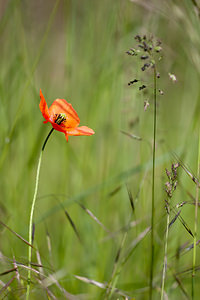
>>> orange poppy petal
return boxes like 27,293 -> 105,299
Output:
65,133 -> 69,141
48,99 -> 80,128
51,122 -> 66,133
39,90 -> 50,121
67,126 -> 95,136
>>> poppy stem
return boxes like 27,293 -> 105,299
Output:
26,128 -> 54,300
42,128 -> 54,151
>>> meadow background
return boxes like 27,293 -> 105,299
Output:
1,0 -> 200,299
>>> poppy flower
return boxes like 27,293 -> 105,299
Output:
39,89 -> 95,141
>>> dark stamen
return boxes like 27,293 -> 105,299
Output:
55,113 -> 66,125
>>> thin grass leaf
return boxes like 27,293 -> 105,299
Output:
0,221 -> 34,248
16,263 -> 42,277
74,275 -> 131,299
52,197 -> 82,244
176,240 -> 200,258
102,220 -> 141,241
0,268 -> 17,276
176,265 -> 200,276
36,278 -> 57,300
46,229 -> 54,269
105,227 -> 150,299
123,227 -> 151,266
169,210 -> 181,228
173,265 -> 200,299
36,249 -> 45,278
41,270 -> 80,300
108,185 -> 122,197
105,232 -> 128,299
50,276 -> 80,300
174,241 -> 190,259
30,262 -> 45,268
0,275 -> 16,295
169,209 -> 194,237
176,212 -> 194,237
172,273 -> 190,300
63,208 -> 82,244
37,150 -> 172,223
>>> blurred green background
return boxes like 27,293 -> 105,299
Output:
1,0 -> 200,299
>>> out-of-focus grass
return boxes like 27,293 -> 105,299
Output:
1,0 -> 200,299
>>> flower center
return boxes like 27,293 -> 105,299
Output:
55,113 -> 66,125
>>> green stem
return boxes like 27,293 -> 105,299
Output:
161,206 -> 170,300
192,129 -> 200,299
149,66 -> 157,300
26,128 -> 54,300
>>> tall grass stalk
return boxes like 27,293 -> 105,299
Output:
149,66 -> 157,300
105,231 -> 128,300
161,205 -> 170,300
26,128 -> 54,300
192,129 -> 200,299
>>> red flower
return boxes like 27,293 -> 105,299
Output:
39,89 -> 95,141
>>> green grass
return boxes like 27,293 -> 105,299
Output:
1,0 -> 200,299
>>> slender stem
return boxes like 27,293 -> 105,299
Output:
192,129 -> 200,299
192,3 -> 200,297
161,207 -> 170,300
26,128 -> 54,300
42,128 -> 54,151
149,66 -> 157,300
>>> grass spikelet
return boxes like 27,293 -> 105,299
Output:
171,208 -> 194,237
168,210 -> 181,229
60,204 -> 82,244
78,202 -> 110,233
120,130 -> 142,141
126,184 -> 135,214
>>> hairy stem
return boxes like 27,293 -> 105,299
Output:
26,128 -> 54,300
